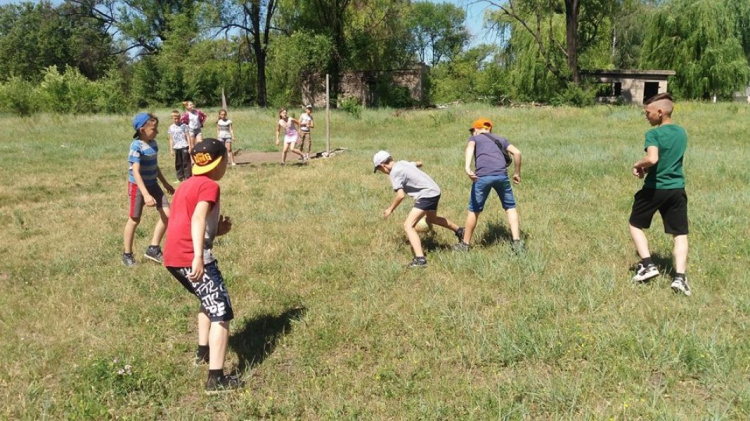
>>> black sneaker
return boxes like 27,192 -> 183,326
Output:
453,241 -> 470,252
455,227 -> 465,243
511,239 -> 525,254
194,347 -> 209,366
408,257 -> 427,268
144,245 -> 163,264
632,263 -> 659,282
671,276 -> 692,296
205,374 -> 242,395
122,253 -> 136,267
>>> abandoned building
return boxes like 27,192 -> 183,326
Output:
586,69 -> 676,105
302,64 -> 428,108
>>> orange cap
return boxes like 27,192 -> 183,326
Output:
471,118 -> 493,130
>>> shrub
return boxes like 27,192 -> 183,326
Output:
0,77 -> 39,116
339,96 -> 362,119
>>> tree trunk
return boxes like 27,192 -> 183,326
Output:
565,0 -> 580,84
256,48 -> 267,107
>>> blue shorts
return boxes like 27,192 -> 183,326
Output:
469,175 -> 516,212
167,261 -> 234,323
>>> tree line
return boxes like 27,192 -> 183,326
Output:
0,0 -> 748,115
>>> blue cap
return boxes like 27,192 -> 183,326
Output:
132,113 -> 151,138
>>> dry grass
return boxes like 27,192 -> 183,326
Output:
1,103 -> 749,418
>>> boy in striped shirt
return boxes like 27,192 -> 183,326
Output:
122,113 -> 175,267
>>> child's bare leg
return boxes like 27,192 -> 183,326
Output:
208,321 -> 229,371
198,309 -> 210,346
123,217 -> 140,253
404,208 -> 427,257
226,143 -> 235,164
673,234 -> 688,274
281,143 -> 289,163
150,207 -> 170,246
195,133 -> 203,144
629,224 -> 651,259
462,211 -> 480,244
425,211 -> 459,232
506,208 -> 521,240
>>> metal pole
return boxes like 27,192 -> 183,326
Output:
326,74 -> 330,155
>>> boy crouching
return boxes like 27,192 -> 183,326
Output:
373,150 -> 464,268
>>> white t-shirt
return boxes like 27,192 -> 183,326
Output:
300,113 -> 313,132
169,123 -> 189,149
187,111 -> 201,130
218,119 -> 232,139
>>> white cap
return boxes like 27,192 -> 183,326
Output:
372,150 -> 391,173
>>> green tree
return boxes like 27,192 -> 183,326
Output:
407,1 -> 469,67
642,0 -> 750,99
486,0 -> 619,84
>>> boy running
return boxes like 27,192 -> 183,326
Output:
629,93 -> 691,296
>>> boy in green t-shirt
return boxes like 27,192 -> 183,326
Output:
629,93 -> 691,296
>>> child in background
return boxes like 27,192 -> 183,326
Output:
169,110 -> 192,181
298,105 -> 314,161
163,138 -> 241,394
181,100 -> 207,146
216,109 -> 237,166
373,150 -> 464,268
275,108 -> 306,165
122,113 -> 175,267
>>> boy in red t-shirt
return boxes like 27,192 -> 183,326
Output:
163,138 -> 240,394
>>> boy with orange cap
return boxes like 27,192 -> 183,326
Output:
455,118 -> 524,253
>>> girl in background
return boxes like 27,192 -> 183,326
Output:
216,109 -> 237,166
181,100 -> 207,146
275,108 -> 306,165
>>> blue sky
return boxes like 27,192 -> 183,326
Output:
428,0 -> 497,46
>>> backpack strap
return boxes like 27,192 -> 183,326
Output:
480,133 -> 512,168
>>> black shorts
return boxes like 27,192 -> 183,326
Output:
414,194 -> 440,211
629,188 -> 688,235
167,261 -> 234,322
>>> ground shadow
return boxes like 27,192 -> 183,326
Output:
477,220 -> 513,247
229,306 -> 307,373
399,230 -> 455,252
630,252 -> 673,281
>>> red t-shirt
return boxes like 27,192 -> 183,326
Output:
163,175 -> 220,267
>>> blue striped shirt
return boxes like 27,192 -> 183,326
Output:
128,139 -> 160,185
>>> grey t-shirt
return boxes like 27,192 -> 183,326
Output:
389,161 -> 441,200
470,133 -> 510,177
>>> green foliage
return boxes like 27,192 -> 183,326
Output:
429,44 -> 504,104
266,32 -> 333,107
642,0 -> 750,99
407,1 -> 469,67
339,96 -> 362,118
550,82 -> 597,106
0,77 -> 37,115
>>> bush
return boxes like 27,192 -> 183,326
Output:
339,96 -> 362,119
0,77 -> 39,116
550,83 -> 596,107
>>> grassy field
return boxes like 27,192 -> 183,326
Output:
1,103 -> 749,419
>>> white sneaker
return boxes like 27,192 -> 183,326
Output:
671,276 -> 692,296
632,263 -> 659,282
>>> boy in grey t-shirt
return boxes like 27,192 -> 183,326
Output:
373,150 -> 464,268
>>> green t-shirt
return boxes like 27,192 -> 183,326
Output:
643,124 -> 687,189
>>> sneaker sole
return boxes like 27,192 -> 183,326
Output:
632,271 -> 659,283
143,254 -> 163,264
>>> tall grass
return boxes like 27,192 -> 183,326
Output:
1,103 -> 749,418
